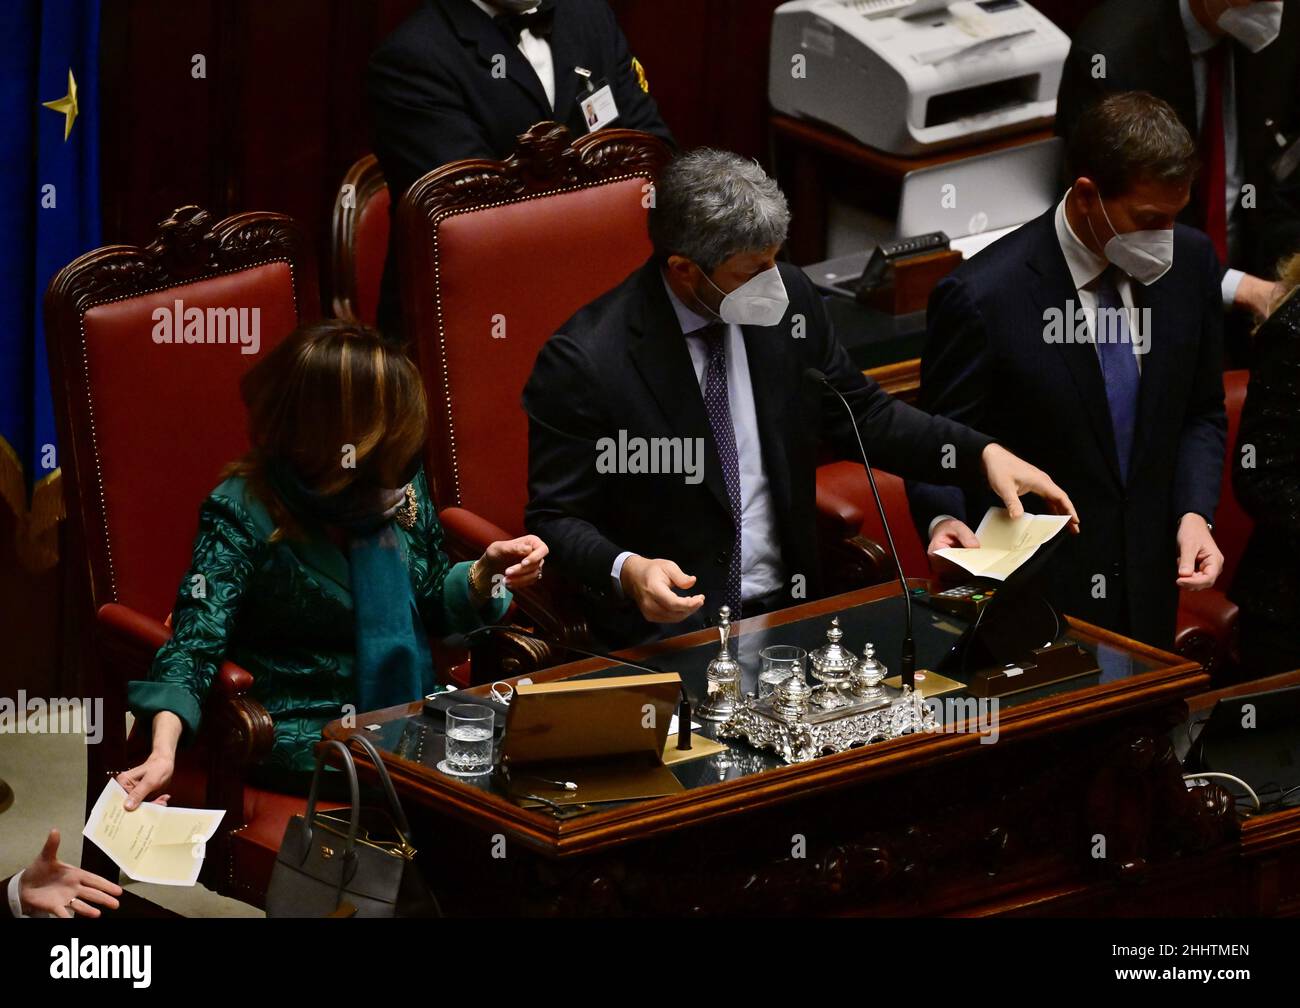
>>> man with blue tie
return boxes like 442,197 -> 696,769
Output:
908,92 -> 1228,649
523,150 -> 1078,648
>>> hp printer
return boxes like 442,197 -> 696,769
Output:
769,0 -> 1069,155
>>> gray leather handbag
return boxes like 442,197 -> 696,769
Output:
265,734 -> 440,917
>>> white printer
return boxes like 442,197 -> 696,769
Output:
769,0 -> 1069,155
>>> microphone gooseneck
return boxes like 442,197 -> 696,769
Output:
805,368 -> 916,690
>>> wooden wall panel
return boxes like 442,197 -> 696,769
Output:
98,0 -> 1106,309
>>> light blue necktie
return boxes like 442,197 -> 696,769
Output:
1093,267 -> 1140,481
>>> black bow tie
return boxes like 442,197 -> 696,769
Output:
495,1 -> 556,43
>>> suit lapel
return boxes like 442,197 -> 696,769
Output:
627,265 -> 732,518
443,0 -> 552,119
1025,212 -> 1124,486
1155,0 -> 1198,134
1127,274 -> 1175,477
548,6 -> 582,121
286,536 -> 353,609
740,322 -> 796,534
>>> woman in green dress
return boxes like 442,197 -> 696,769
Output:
117,319 -> 547,803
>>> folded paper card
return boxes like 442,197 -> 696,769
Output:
83,779 -> 225,886
934,507 -> 1071,581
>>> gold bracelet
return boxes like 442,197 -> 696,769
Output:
468,559 -> 492,603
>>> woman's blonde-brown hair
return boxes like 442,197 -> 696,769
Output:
223,319 -> 428,540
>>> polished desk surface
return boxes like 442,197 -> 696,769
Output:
325,581 -> 1204,855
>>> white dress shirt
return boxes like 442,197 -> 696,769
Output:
470,0 -> 555,110
610,277 -> 784,602
8,871 -> 27,918
1179,0 -> 1245,307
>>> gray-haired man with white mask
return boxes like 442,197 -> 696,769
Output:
523,149 -> 1077,647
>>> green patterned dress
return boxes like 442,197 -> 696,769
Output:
128,468 -> 509,790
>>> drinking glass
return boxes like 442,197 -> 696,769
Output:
443,704 -> 494,776
758,645 -> 807,700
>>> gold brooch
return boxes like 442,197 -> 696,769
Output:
395,484 -> 418,530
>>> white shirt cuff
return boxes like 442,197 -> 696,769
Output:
8,870 -> 26,918
928,514 -> 958,539
611,551 -> 633,597
1221,268 -> 1244,309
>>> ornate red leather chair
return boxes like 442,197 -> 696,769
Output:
1174,369 -> 1253,678
44,206 -> 329,906
331,153 -> 390,327
395,124 -> 672,670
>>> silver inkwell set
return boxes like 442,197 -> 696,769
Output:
695,607 -> 935,765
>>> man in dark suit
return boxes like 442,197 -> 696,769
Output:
1056,0 -> 1300,322
909,92 -> 1228,649
367,0 -> 673,337
523,150 -> 1078,647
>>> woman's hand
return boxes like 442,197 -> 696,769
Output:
116,711 -> 182,810
18,829 -> 123,918
476,535 -> 549,595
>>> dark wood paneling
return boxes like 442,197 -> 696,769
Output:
98,0 -> 420,310
98,0 -> 1107,309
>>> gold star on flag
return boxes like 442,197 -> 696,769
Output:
42,69 -> 79,142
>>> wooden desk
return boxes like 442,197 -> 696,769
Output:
325,582 -> 1249,916
1182,669 -> 1300,916
770,113 -> 1054,264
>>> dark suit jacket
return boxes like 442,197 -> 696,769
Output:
1230,290 -> 1300,625
1,876 -> 12,918
367,0 -> 673,336
523,260 -> 995,646
907,208 -> 1227,648
1055,0 -> 1300,277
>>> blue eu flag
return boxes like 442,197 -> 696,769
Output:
0,0 -> 100,570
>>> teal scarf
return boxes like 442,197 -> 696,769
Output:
268,460 -> 433,714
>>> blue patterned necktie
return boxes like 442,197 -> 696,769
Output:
699,323 -> 744,616
1093,266 -> 1140,482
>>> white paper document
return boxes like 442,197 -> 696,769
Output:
82,779 -> 225,886
934,507 -> 1071,582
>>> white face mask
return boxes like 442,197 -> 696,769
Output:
1217,1 -> 1285,53
1087,196 -> 1174,286
700,264 -> 790,326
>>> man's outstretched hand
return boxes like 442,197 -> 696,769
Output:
18,829 -> 122,918
981,443 -> 1080,532
620,555 -> 706,623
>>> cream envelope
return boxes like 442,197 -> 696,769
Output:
934,507 -> 1071,581
83,779 -> 225,887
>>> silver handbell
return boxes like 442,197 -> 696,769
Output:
698,606 -> 743,722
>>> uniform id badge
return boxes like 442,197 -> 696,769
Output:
578,83 -> 619,132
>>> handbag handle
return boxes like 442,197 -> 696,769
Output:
300,739 -> 361,862
346,733 -> 413,841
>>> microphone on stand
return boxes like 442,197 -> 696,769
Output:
460,624 -> 694,750
804,368 -> 915,690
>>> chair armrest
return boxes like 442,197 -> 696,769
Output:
437,506 -> 512,560
814,465 -> 894,591
95,603 -> 273,765
815,462 -> 871,542
1175,589 -> 1240,681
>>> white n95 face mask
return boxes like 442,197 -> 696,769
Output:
1218,1 -> 1284,53
1089,197 -> 1174,286
701,265 -> 790,326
